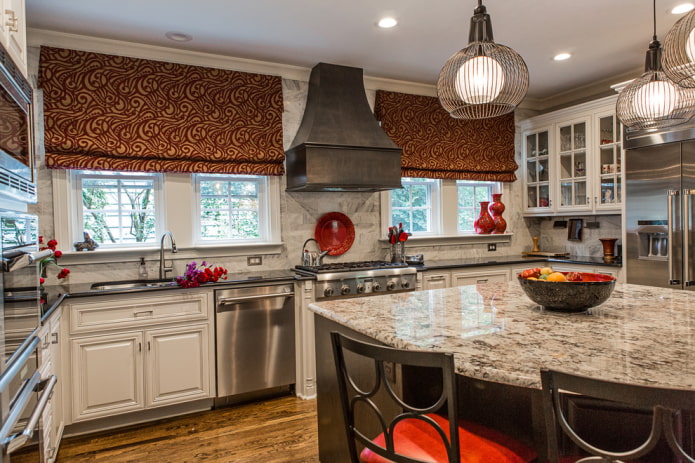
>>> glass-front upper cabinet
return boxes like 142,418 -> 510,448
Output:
595,112 -> 623,209
556,118 -> 590,211
523,128 -> 551,212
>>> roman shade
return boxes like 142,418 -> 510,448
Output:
374,90 -> 517,182
38,47 -> 284,175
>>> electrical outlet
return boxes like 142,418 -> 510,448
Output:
247,256 -> 262,266
488,243 -> 497,252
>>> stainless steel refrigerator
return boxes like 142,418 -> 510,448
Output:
625,127 -> 695,289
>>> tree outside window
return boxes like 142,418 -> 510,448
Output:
78,171 -> 159,246
390,178 -> 436,233
457,181 -> 496,232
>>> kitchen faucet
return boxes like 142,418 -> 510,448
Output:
159,231 -> 178,279
301,238 -> 329,266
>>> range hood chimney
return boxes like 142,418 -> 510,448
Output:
285,63 -> 403,192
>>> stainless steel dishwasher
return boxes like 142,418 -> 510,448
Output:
215,282 -> 296,400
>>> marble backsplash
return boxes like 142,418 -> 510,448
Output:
24,46 -> 602,285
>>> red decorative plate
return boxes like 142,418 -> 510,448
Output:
315,212 -> 355,256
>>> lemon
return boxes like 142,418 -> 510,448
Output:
538,274 -> 548,280
547,272 -> 567,282
540,267 -> 553,275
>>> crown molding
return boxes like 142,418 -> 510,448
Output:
27,28 -> 438,97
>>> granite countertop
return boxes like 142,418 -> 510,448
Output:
412,255 -> 621,271
40,269 -> 304,321
309,282 -> 693,390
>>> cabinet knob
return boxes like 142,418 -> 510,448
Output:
4,10 -> 17,32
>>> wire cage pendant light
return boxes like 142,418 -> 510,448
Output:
663,7 -> 695,87
616,0 -> 695,130
437,1 -> 529,120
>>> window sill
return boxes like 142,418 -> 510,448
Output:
58,242 -> 285,265
379,233 -> 513,247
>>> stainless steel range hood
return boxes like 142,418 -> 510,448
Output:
285,63 -> 403,192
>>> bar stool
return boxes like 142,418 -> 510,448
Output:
331,332 -> 538,463
540,368 -> 695,463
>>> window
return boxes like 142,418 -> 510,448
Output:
73,170 -> 163,247
457,181 -> 497,232
385,178 -> 500,238
390,178 -> 438,234
195,174 -> 271,242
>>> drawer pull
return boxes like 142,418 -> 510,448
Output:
134,310 -> 154,317
138,342 -> 142,353
476,279 -> 489,284
51,333 -> 58,344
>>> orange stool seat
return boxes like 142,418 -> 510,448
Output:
360,414 -> 537,463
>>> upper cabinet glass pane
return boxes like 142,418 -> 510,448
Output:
526,134 -> 537,157
560,126 -> 572,152
574,122 -> 586,149
599,116 -> 614,145
538,131 -> 548,155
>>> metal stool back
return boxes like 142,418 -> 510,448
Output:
331,331 -> 460,463
540,368 -> 695,463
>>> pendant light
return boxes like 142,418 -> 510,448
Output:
663,7 -> 695,87
437,1 -> 529,120
616,0 -> 695,130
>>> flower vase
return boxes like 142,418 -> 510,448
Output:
474,201 -> 495,234
599,238 -> 618,263
488,193 -> 507,234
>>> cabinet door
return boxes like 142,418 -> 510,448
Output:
71,332 -> 144,422
49,312 -> 63,459
4,0 -> 26,76
451,269 -> 510,286
523,128 -> 553,214
422,272 -> 451,289
594,112 -> 623,211
145,325 -> 211,408
556,117 -> 592,212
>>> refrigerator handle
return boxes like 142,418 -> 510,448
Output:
668,190 -> 680,285
685,189 -> 695,286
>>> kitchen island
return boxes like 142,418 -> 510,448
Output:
309,282 -> 695,462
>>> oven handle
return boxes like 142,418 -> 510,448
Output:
2,249 -> 53,272
0,370 -> 41,450
0,336 -> 40,394
5,375 -> 57,454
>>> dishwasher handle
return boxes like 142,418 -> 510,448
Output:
217,291 -> 294,307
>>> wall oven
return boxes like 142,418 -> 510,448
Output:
0,210 -> 56,462
0,42 -> 36,204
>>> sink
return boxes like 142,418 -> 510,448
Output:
90,280 -> 176,291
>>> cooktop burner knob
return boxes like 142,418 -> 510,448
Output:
401,280 -> 410,289
341,285 -> 351,295
356,284 -> 365,293
324,287 -> 334,297
386,281 -> 396,291
372,282 -> 381,291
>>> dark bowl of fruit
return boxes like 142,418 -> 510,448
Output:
517,267 -> 616,312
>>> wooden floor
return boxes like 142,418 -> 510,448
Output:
56,395 -> 320,463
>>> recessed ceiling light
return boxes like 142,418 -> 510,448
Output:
671,3 -> 695,14
553,53 -> 572,61
377,17 -> 398,29
165,31 -> 192,42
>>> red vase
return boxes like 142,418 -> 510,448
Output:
474,201 -> 495,234
488,193 -> 507,234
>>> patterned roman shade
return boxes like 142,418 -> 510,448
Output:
374,90 -> 517,182
38,47 -> 284,175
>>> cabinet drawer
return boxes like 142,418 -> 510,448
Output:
451,269 -> 510,287
69,291 -> 210,334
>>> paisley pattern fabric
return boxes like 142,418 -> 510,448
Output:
374,90 -> 517,182
38,47 -> 284,175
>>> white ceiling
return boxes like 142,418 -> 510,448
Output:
24,0 -> 693,105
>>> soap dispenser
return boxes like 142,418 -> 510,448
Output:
138,257 -> 148,280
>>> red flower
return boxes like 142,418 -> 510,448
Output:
57,268 -> 70,279
54,250 -> 63,258
40,277 -> 45,284
47,239 -> 58,250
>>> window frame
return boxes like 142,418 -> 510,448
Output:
381,178 -> 508,243
389,177 -> 441,236
193,173 -> 273,244
69,170 -> 165,249
456,180 -> 499,233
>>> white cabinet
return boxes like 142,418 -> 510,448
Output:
422,267 -> 511,289
0,0 -> 27,76
521,95 -> 624,216
62,290 -> 214,424
451,268 -> 510,286
422,272 -> 451,289
38,309 -> 63,463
